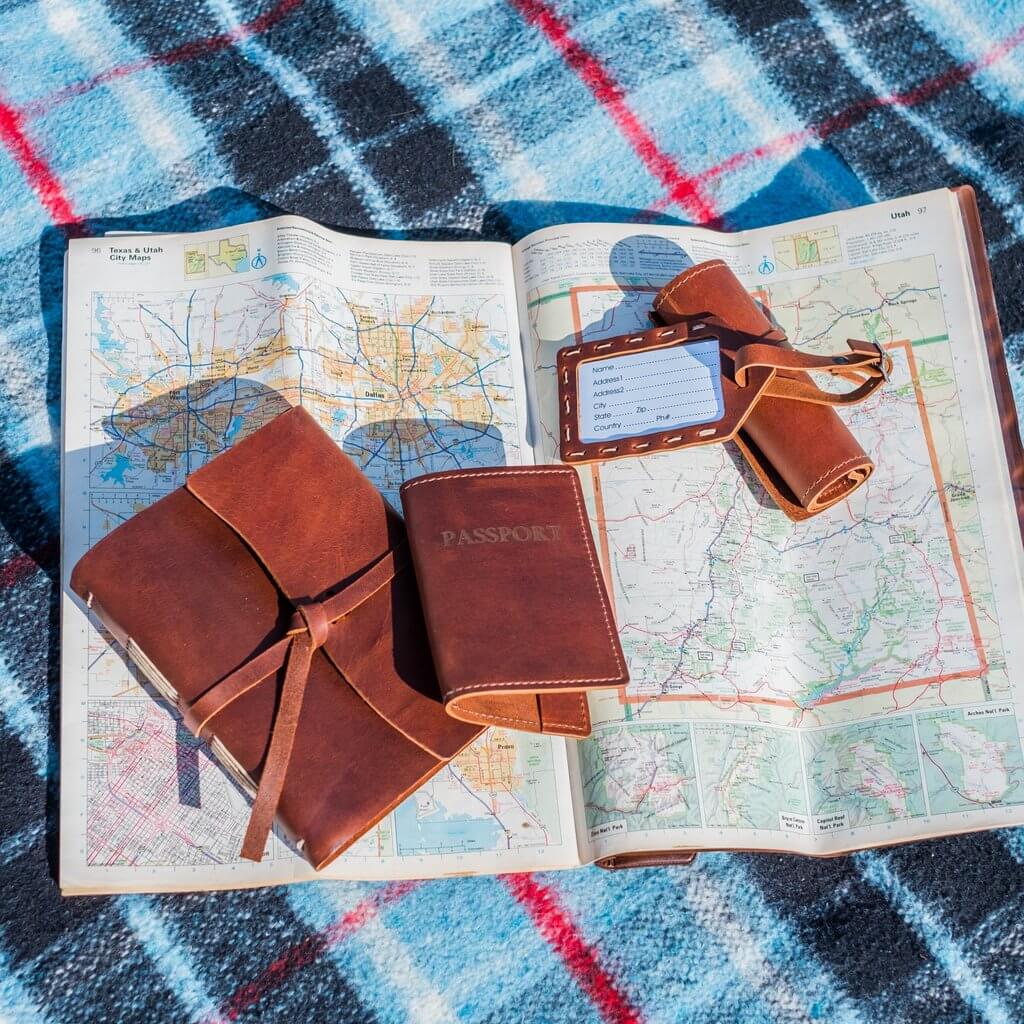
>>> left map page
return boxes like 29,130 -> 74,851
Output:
60,218 -> 578,894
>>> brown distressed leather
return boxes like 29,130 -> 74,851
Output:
557,321 -> 776,461
652,259 -> 891,519
652,258 -> 785,340
399,466 -> 628,736
596,850 -> 698,869
954,184 -> 1024,544
557,259 -> 889,520
71,407 -> 477,867
558,317 -> 889,510
71,406 -> 623,867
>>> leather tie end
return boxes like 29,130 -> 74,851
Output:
240,827 -> 269,863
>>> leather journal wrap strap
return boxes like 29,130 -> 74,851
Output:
399,466 -> 629,737
179,482 -> 411,861
237,627 -> 313,861
653,260 -> 890,520
182,546 -> 409,739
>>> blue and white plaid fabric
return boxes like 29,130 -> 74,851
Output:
4,1 -> 1024,1021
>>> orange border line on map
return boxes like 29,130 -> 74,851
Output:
567,287 -> 988,709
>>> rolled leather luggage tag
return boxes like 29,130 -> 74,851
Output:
651,260 -> 880,520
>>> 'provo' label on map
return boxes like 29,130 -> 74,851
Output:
779,812 -> 811,835
813,811 -> 849,834
965,704 -> 1014,719
589,820 -> 627,841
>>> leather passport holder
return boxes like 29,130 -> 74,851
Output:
400,466 -> 628,737
70,407 -> 624,869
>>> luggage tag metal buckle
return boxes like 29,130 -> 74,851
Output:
871,339 -> 892,382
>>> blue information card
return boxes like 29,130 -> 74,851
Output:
576,338 -> 725,444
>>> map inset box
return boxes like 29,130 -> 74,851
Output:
771,225 -> 842,270
919,707 -> 1024,813
184,235 -> 251,279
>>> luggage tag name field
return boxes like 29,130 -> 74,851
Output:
557,322 -> 773,464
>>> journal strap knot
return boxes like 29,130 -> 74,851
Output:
181,543 -> 409,861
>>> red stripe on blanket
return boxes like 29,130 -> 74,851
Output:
0,96 -> 82,229
0,539 -> 59,590
696,22 -> 1024,185
0,552 -> 42,590
22,0 -> 305,119
208,880 -> 418,1023
504,873 -> 642,1024
508,0 -> 718,225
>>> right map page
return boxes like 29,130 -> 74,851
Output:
514,189 -> 1024,856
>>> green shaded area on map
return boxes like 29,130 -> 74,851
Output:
695,723 -> 806,830
919,709 -> 1024,813
804,718 -> 925,827
581,724 -> 701,832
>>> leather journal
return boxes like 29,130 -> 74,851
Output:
70,407 -> 627,869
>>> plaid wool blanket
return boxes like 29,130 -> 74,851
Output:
3,1 -> 1024,1021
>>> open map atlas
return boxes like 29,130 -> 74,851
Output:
61,188 -> 1024,893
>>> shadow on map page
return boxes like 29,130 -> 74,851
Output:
341,417 -> 508,507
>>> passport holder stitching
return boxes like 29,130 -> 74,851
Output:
466,697 -> 587,733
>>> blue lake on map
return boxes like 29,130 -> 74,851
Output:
266,273 -> 299,291
393,796 -> 503,856
94,297 -> 123,355
224,415 -> 245,444
100,453 -> 133,485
